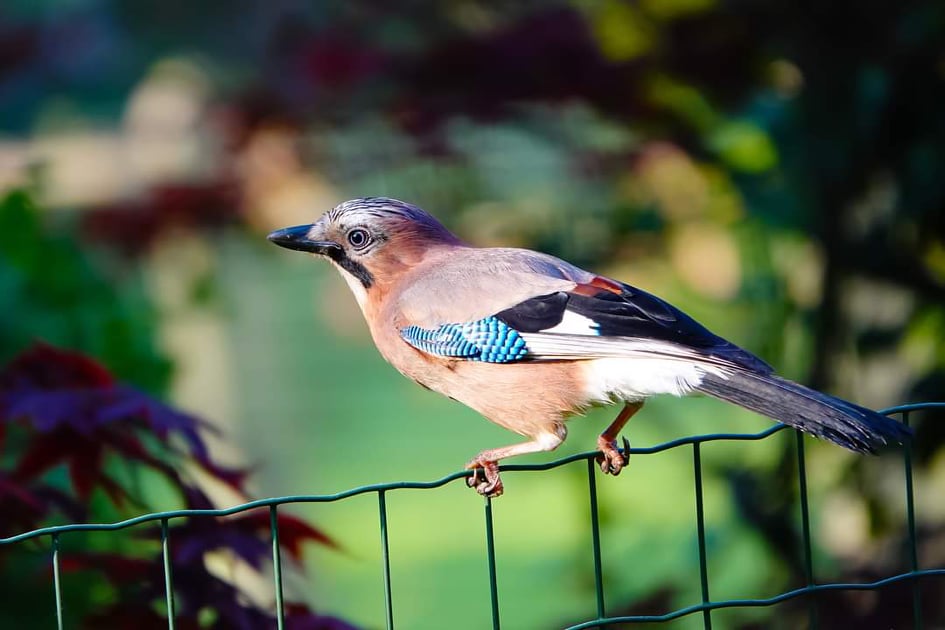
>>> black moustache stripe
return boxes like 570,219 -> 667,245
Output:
337,254 -> 374,289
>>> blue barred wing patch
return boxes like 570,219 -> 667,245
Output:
399,317 -> 528,363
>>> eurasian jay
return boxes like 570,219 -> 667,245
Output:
269,197 -> 910,497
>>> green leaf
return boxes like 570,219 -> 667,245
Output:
709,120 -> 779,173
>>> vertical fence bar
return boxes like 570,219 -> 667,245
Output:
270,505 -> 286,630
378,490 -> 394,630
586,459 -> 606,624
693,443 -> 712,630
902,411 -> 922,629
52,533 -> 64,630
484,496 -> 501,630
161,519 -> 177,630
795,432 -> 818,629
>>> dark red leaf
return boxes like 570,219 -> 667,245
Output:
0,343 -> 346,627
103,429 -> 183,483
13,430 -> 89,482
0,342 -> 114,391
1,343 -> 247,502
95,473 -> 132,507
301,34 -> 386,90
59,552 -> 153,581
0,474 -> 45,511
236,511 -> 338,558
82,605 -> 199,630
195,458 -> 251,490
67,441 -> 104,501
0,473 -> 65,535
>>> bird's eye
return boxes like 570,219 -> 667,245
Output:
346,228 -> 371,249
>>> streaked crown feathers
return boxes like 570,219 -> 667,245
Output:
325,197 -> 460,244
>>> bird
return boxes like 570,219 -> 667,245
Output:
268,197 -> 911,497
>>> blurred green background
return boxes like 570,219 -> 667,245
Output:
2,0 -> 945,627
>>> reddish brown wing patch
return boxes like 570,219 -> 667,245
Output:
572,275 -> 625,297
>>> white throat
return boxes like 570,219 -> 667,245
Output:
329,259 -> 369,311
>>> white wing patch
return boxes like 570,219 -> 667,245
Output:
518,332 -> 737,402
542,310 -> 599,335
581,356 -> 731,403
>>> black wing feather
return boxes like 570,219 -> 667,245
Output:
495,282 -> 772,374
494,292 -> 569,332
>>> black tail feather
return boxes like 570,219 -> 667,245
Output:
696,371 -> 912,453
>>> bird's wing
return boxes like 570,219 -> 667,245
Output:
399,318 -> 528,363
399,271 -> 772,373
394,247 -> 592,326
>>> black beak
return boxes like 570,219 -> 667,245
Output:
267,225 -> 343,258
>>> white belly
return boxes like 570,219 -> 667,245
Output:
581,357 -> 727,404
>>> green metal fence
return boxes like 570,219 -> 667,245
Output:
2,402 -> 944,629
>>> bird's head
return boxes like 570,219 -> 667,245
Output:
268,197 -> 462,305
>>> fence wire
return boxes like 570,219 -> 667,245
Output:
2,402 -> 944,629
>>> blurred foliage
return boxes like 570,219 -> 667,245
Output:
0,189 -> 171,392
0,192 -> 351,628
2,0 -> 945,628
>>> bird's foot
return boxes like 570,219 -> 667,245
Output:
596,436 -> 630,475
465,459 -> 504,498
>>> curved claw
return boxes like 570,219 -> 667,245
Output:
466,460 -> 504,498
466,469 -> 480,489
596,435 -> 631,476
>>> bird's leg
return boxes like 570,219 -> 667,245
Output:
596,401 -> 643,475
465,429 -> 565,498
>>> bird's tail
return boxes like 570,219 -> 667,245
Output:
696,371 -> 911,453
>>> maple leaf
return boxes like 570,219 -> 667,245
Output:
0,343 -> 233,501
